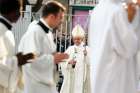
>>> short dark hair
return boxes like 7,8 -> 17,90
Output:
0,0 -> 20,15
42,1 -> 66,17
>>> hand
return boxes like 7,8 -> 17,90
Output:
127,3 -> 136,22
53,52 -> 69,64
16,52 -> 35,66
68,59 -> 76,65
68,59 -> 76,68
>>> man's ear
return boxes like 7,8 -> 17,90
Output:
6,10 -> 20,23
49,14 -> 56,20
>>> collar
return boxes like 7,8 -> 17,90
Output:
40,18 -> 53,31
38,20 -> 49,33
74,42 -> 85,47
0,16 -> 12,30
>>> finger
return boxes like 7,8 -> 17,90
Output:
24,53 -> 35,60
16,52 -> 23,56
63,53 -> 69,59
26,61 -> 32,63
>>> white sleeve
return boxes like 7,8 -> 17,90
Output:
6,57 -> 19,92
0,56 -> 19,92
60,47 -> 73,74
0,63 -> 11,88
24,54 -> 55,85
111,9 -> 137,59
0,36 -> 8,59
0,35 -> 10,88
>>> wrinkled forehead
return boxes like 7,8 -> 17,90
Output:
73,37 -> 84,40
55,10 -> 65,17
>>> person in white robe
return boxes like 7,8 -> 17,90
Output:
127,0 -> 140,92
18,1 -> 69,93
117,1 -> 140,92
60,24 -> 91,93
0,0 -> 35,93
88,0 -> 139,92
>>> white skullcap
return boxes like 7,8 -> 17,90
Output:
72,24 -> 85,37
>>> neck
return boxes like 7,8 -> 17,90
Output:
42,17 -> 54,29
0,17 -> 12,30
2,15 -> 12,23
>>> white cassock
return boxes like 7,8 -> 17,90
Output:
18,19 -> 58,93
60,43 -> 91,93
89,1 -> 138,93
0,16 -> 19,93
131,6 -> 140,92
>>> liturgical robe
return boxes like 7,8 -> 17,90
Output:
18,19 -> 58,93
0,16 -> 19,93
60,43 -> 91,93
89,1 -> 138,93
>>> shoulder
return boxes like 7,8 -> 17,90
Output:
65,45 -> 74,53
26,20 -> 46,36
21,21 -> 45,41
0,22 -> 8,36
28,20 -> 40,31
67,46 -> 74,50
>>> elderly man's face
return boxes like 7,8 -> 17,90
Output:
73,37 -> 84,46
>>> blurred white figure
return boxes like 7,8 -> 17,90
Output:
131,0 -> 140,92
89,0 -> 139,93
0,0 -> 35,93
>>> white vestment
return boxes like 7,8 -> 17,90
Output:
131,7 -> 140,91
89,1 -> 138,93
0,16 -> 19,93
18,19 -> 58,93
60,43 -> 91,93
